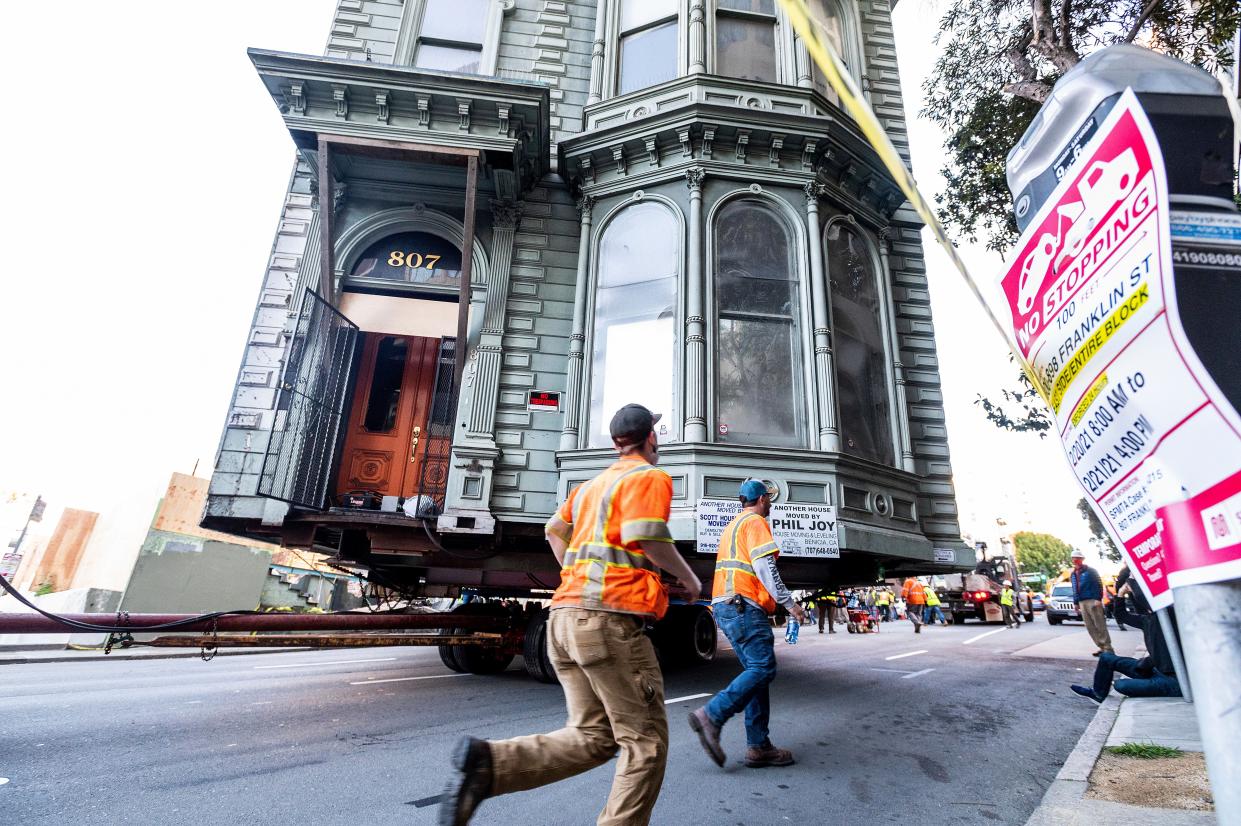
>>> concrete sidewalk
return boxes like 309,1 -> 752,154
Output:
1025,695 -> 1214,825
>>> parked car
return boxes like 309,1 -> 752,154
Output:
1045,583 -> 1081,625
1030,592 -> 1047,612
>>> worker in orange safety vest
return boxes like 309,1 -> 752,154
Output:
901,576 -> 926,633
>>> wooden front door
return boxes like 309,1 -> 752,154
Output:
335,334 -> 440,502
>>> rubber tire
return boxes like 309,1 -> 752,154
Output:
439,643 -> 466,672
1048,615 -> 1063,626
655,604 -> 717,666
522,608 -> 558,684
448,603 -> 514,676
1024,610 -> 1036,624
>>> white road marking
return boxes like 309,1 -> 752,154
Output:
869,668 -> 913,674
0,778 -> 9,786
255,657 -> 397,670
664,693 -> 711,705
350,673 -> 470,686
901,668 -> 935,679
250,701 -> 273,706
963,628 -> 1007,645
885,649 -> 927,661
184,701 -> 203,705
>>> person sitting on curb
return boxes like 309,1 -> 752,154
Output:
1070,567 -> 1181,702
689,479 -> 805,770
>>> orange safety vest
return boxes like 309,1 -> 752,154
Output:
549,455 -> 673,619
902,577 -> 926,605
712,511 -> 780,614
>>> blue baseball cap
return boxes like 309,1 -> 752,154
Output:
739,479 -> 769,502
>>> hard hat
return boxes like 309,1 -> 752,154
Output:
1004,580 -> 1013,586
1071,549 -> 1086,559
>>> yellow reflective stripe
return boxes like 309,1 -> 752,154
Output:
717,560 -> 757,575
563,541 -> 657,572
620,518 -> 672,545
545,516 -> 571,543
720,512 -> 758,594
750,541 -> 779,560
595,463 -> 658,543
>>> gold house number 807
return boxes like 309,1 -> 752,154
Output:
388,251 -> 443,269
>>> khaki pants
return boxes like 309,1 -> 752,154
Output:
488,607 -> 669,826
1080,599 -> 1114,652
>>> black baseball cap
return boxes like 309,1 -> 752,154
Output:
610,403 -> 662,447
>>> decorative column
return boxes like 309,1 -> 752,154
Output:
465,200 -> 522,442
587,0 -> 608,103
804,182 -> 840,451
877,226 -> 916,472
794,38 -> 813,89
684,168 -> 708,442
561,195 -> 596,450
688,0 -> 707,74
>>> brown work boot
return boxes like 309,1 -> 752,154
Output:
745,744 -> 795,768
688,707 -> 726,767
439,736 -> 493,826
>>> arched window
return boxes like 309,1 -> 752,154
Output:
826,223 -> 894,465
618,0 -> 679,94
805,0 -> 860,106
715,0 -> 778,82
348,231 -> 463,288
714,199 -> 804,447
588,202 -> 680,447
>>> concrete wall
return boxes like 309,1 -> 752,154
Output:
31,508 -> 98,592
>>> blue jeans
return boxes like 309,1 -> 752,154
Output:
924,605 -> 945,624
706,600 -> 777,748
1094,652 -> 1181,698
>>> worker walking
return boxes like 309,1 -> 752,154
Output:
1000,580 -> 1020,628
876,588 -> 892,621
689,479 -> 806,769
923,585 -> 947,625
1071,549 -> 1113,656
440,404 -> 702,826
901,576 -> 925,633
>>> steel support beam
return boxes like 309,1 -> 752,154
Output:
0,611 -> 510,635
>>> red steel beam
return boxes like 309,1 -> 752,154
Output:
0,611 -> 510,635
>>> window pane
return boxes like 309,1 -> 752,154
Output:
716,16 -> 776,82
827,226 -> 894,465
349,231 -> 463,288
363,337 -> 408,433
421,0 -> 487,44
716,318 -> 801,446
415,43 -> 482,74
619,21 -> 679,94
718,0 -> 775,14
589,203 -> 680,448
714,201 -> 804,448
621,0 -> 678,32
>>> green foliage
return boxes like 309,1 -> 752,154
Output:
1105,742 -> 1184,759
1077,498 -> 1122,563
1012,531 -> 1074,580
34,582 -> 54,597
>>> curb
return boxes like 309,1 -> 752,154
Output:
1025,694 -> 1215,826
0,647 -> 313,665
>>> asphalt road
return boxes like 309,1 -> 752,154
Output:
0,618 -> 1108,825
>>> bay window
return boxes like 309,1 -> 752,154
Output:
413,0 -> 488,74
588,202 -> 681,447
827,224 -> 895,465
714,200 -> 804,447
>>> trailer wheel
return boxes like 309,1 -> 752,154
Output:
951,613 -> 964,625
1047,615 -> 1062,626
655,604 -> 717,666
445,603 -> 515,675
1024,610 -> 1035,624
522,609 -> 558,684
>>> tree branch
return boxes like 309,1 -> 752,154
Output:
1002,80 -> 1053,101
1124,0 -> 1161,42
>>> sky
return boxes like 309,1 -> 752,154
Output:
0,0 -> 1104,570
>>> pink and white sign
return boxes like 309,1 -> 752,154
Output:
992,89 -> 1241,608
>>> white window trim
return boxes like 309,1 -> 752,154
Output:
800,0 -> 867,96
394,0 -> 515,74
605,0 -> 688,98
821,215 -> 901,467
704,189 -> 816,449
706,0 -> 791,85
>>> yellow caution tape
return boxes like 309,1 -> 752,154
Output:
776,0 -> 1047,401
